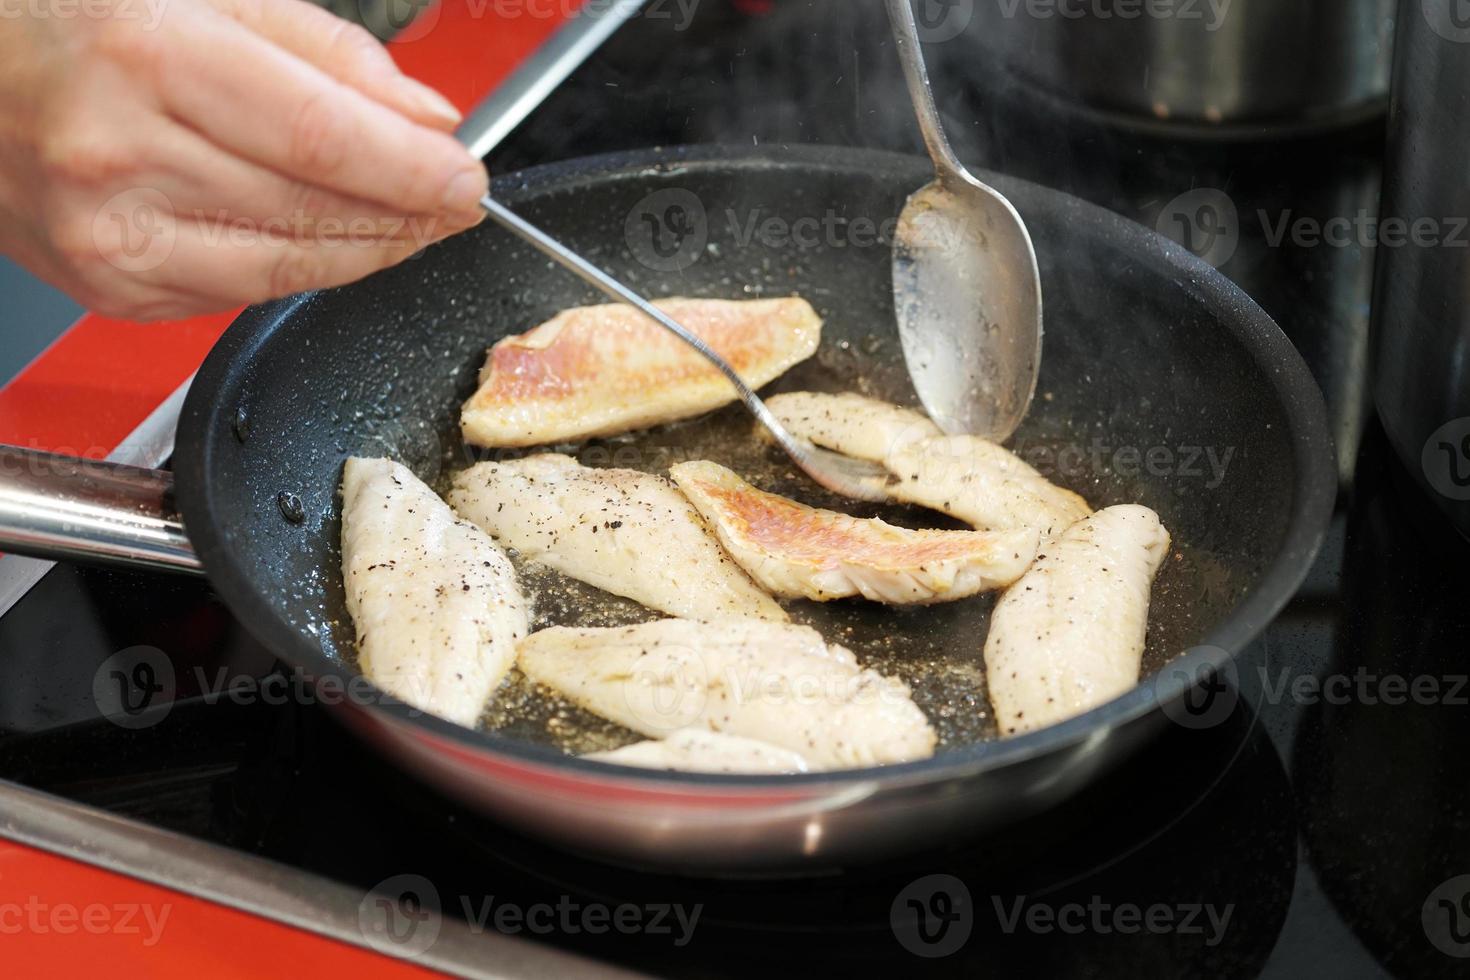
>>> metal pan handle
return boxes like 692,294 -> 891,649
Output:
0,445 -> 203,574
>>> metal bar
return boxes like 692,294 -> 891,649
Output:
0,778 -> 643,979
0,376 -> 202,592
457,0 -> 648,159
0,446 -> 201,574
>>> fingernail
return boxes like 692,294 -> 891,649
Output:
441,208 -> 486,236
454,208 -> 488,230
401,78 -> 462,127
441,168 -> 487,214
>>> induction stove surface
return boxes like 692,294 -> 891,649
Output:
1,3 -> 1466,977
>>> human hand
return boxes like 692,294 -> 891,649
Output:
0,0 -> 487,320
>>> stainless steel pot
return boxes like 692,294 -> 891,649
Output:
951,0 -> 1396,133
1373,0 -> 1470,537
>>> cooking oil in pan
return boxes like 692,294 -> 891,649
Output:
439,336 -> 1242,756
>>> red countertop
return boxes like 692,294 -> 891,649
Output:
0,1 -> 580,972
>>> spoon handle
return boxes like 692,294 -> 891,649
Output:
885,0 -> 969,180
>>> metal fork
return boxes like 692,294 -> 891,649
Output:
478,194 -> 894,502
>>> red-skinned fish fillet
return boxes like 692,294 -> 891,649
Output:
670,461 -> 1039,605
461,297 -> 821,447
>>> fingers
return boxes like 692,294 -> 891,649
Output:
136,127 -> 445,305
47,111 -> 467,316
29,4 -> 484,319
154,4 -> 487,220
73,193 -> 432,320
204,0 -> 462,132
141,117 -> 477,246
151,213 -> 425,307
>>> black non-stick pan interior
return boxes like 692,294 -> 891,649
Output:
176,145 -> 1333,763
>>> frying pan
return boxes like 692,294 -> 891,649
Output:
0,145 -> 1334,869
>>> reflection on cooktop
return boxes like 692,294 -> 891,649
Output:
0,600 -> 1288,977
1293,433 -> 1470,980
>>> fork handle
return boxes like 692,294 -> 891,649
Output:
477,194 -> 792,444
478,194 -> 894,502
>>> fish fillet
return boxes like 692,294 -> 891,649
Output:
461,297 -> 822,447
448,454 -> 786,622
340,457 -> 530,727
669,460 -> 1038,604
770,391 -> 1091,538
585,729 -> 810,774
765,391 -> 942,461
984,505 -> 1171,736
518,619 -> 937,769
886,436 -> 1093,540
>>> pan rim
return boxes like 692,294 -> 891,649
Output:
175,142 -> 1337,790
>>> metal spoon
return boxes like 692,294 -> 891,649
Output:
478,194 -> 894,501
885,0 -> 1043,442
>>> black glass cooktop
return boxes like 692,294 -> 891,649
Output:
2,3 -> 1467,977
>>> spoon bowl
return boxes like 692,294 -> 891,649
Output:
887,0 -> 1044,442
